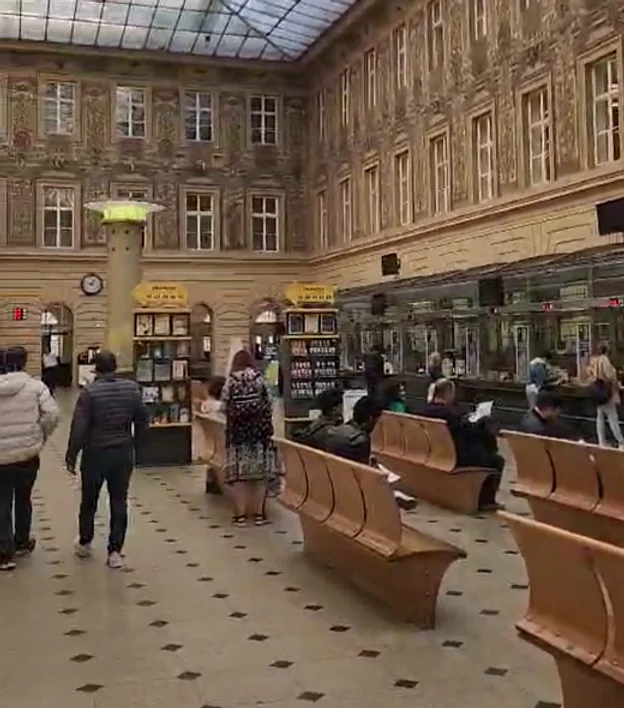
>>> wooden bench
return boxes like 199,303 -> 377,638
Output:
194,412 -> 227,492
504,431 -> 624,546
372,411 -> 494,515
278,438 -> 466,628
500,511 -> 624,708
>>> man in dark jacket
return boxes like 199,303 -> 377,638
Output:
65,350 -> 148,569
520,390 -> 576,440
363,344 -> 385,398
294,388 -> 343,450
325,396 -> 382,465
423,379 -> 504,510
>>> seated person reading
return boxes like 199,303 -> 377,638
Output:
520,389 -> 577,440
325,396 -> 382,465
294,388 -> 343,450
423,378 -> 504,511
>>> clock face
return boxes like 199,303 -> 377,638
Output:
81,274 -> 103,296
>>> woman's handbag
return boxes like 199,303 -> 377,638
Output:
589,378 -> 612,406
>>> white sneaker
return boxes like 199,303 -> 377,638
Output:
74,540 -> 92,558
106,551 -> 124,569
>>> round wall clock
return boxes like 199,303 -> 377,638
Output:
81,273 -> 103,296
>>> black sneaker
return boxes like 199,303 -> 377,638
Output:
0,558 -> 16,571
14,538 -> 36,557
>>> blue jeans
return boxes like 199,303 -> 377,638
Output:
79,444 -> 133,554
596,401 -> 624,447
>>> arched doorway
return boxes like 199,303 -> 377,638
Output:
41,303 -> 74,387
190,303 -> 213,380
250,305 -> 282,363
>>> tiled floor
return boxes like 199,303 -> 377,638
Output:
0,395 -> 562,708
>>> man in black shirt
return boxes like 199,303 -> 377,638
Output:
325,396 -> 382,465
294,388 -> 343,451
66,351 -> 148,569
520,390 -> 576,440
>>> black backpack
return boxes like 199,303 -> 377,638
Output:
588,379 -> 611,406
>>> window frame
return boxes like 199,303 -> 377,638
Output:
249,95 -> 278,146
473,112 -> 495,202
115,86 -> 148,140
429,131 -> 450,215
249,193 -> 281,253
338,176 -> 353,243
394,148 -> 413,226
363,162 -> 381,235
183,90 -> 214,144
184,191 -> 216,251
340,69 -> 351,127
589,54 -> 621,166
39,184 -> 77,249
394,24 -> 408,89
365,48 -> 377,109
428,0 -> 445,71
111,182 -> 153,249
471,0 -> 487,41
318,89 -> 326,141
42,80 -> 77,137
318,188 -> 329,250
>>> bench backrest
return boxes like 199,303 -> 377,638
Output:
324,453 -> 366,538
592,545 -> 624,681
500,511 -> 609,664
381,414 -> 406,457
418,417 -> 457,471
274,437 -> 308,511
590,446 -> 624,521
351,460 -> 402,557
399,414 -> 431,465
546,438 -> 600,511
297,446 -> 335,522
503,431 -> 554,498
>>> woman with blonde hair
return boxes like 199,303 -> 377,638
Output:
587,344 -> 624,448
222,349 -> 277,525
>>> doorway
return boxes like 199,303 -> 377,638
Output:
41,304 -> 74,387
251,306 -> 282,364
190,303 -> 213,380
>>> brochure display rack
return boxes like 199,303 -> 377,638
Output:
282,306 -> 340,439
133,298 -> 192,466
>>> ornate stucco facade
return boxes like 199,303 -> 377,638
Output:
1,0 -> 624,374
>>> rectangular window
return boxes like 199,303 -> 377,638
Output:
340,70 -> 350,126
364,164 -> 380,234
43,186 -> 74,248
117,187 -> 148,248
431,134 -> 450,214
428,0 -> 444,70
185,193 -> 214,251
365,49 -> 377,109
472,0 -> 487,40
318,90 -> 326,141
394,24 -> 407,88
116,87 -> 146,139
474,113 -> 494,201
251,196 -> 279,252
394,150 -> 412,225
589,55 -> 620,165
43,82 -> 75,135
318,190 -> 328,249
524,87 -> 551,185
339,178 -> 352,242
250,96 -> 277,146
184,91 -> 213,142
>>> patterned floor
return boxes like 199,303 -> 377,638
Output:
0,395 -> 562,708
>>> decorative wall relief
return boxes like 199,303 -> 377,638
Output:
497,69 -> 517,193
222,92 -> 244,164
153,178 -> 178,248
285,187 -> 307,252
153,87 -> 179,161
9,76 -> 36,165
450,112 -> 467,205
82,175 -> 109,245
8,178 -> 35,246
223,188 -> 245,250
83,82 -> 109,163
553,33 -> 579,175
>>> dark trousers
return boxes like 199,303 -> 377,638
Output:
0,457 -> 39,561
79,444 -> 133,554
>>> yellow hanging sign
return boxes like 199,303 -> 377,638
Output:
133,282 -> 189,308
285,283 -> 335,306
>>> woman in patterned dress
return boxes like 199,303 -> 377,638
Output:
222,349 -> 277,526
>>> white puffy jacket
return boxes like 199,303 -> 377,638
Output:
0,372 -> 60,465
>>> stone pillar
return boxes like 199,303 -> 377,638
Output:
85,200 -> 163,376
103,219 -> 143,374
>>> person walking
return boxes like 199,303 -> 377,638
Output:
65,350 -> 148,569
586,344 -> 624,448
222,349 -> 277,526
41,344 -> 60,396
363,343 -> 385,399
0,346 -> 59,571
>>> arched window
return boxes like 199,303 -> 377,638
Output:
41,304 -> 73,361
190,303 -> 213,363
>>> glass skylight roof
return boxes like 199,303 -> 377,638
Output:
0,0 -> 358,61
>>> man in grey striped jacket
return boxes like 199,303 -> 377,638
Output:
65,350 -> 148,569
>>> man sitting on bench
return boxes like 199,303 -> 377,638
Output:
325,396 -> 382,465
294,388 -> 343,451
423,379 -> 504,511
